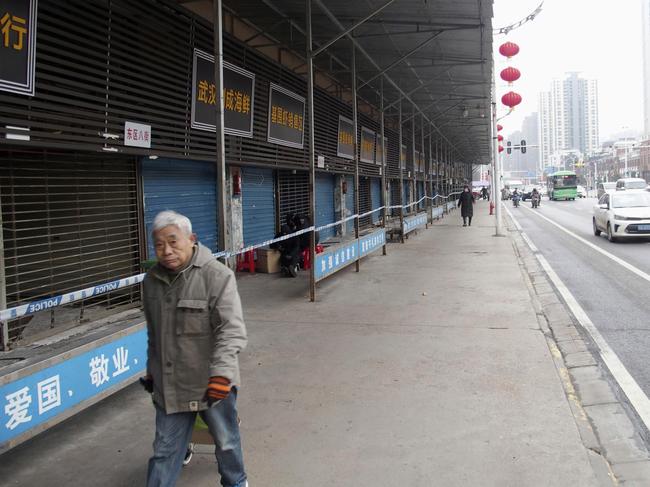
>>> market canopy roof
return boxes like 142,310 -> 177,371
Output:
178,0 -> 494,165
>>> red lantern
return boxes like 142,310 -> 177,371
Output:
500,67 -> 521,84
501,91 -> 522,109
497,124 -> 503,131
498,134 -> 504,142
498,145 -> 504,153
499,41 -> 520,58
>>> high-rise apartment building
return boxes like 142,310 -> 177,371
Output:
643,0 -> 650,136
538,73 -> 599,170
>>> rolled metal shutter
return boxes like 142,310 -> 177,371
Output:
371,178 -> 382,224
142,158 -> 218,257
391,179 -> 401,216
315,173 -> 336,241
278,170 -> 309,225
0,149 -> 140,343
242,167 -> 275,247
345,175 -> 355,234
359,177 -> 372,229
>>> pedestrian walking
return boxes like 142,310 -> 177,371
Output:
458,185 -> 475,226
141,210 -> 248,487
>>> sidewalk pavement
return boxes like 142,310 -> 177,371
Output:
0,201 -> 609,486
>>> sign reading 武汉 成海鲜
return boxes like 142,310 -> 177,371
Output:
0,0 -> 38,96
337,115 -> 354,160
360,127 -> 375,164
267,83 -> 305,149
191,49 -> 255,137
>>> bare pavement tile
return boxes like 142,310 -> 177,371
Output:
0,205 -> 606,486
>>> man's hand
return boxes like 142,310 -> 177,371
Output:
206,376 -> 231,406
139,375 -> 154,394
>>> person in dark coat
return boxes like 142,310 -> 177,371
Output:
457,185 -> 475,227
271,213 -> 301,277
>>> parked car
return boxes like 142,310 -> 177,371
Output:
576,185 -> 586,198
615,177 -> 647,191
521,185 -> 537,201
593,191 -> 650,242
597,182 -> 616,200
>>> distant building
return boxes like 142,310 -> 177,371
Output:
538,73 -> 600,171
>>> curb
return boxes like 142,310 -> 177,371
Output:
505,210 -> 650,486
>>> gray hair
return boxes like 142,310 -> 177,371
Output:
152,210 -> 192,237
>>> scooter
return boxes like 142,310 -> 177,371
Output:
512,194 -> 520,207
531,194 -> 541,209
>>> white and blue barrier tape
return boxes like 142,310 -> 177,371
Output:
0,195 -> 463,322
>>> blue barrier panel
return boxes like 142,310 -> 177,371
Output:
403,213 -> 427,235
315,240 -> 359,282
433,207 -> 444,219
1,326 -> 146,451
358,229 -> 386,258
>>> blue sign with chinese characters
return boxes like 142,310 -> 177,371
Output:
315,240 -> 359,281
403,213 -> 427,235
358,229 -> 386,258
1,328 -> 146,449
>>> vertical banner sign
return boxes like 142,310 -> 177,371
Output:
414,151 -> 421,173
191,49 -> 255,137
360,127 -> 375,164
337,115 -> 354,160
400,144 -> 407,170
267,83 -> 305,149
0,0 -> 37,96
376,134 -> 386,166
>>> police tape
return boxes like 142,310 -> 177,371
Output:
0,197 -> 461,321
0,274 -> 147,322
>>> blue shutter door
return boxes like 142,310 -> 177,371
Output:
315,173 -> 336,241
371,178 -> 382,224
242,167 -> 275,247
345,175 -> 355,233
403,182 -> 410,213
142,158 -> 218,258
418,181 -> 425,210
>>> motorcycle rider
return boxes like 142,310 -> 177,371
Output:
531,188 -> 541,208
511,189 -> 521,207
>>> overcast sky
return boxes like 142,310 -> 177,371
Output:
492,0 -> 644,141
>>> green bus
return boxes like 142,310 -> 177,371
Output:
547,170 -> 578,201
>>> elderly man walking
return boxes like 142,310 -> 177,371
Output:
141,210 -> 248,487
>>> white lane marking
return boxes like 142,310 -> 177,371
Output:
521,204 -> 650,285
507,207 -> 650,432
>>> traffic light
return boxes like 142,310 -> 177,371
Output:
507,141 -> 512,154
520,140 -> 526,154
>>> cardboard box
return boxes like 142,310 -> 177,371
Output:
256,247 -> 281,273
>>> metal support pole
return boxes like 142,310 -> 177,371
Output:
398,97 -> 404,243
427,124 -> 433,224
351,44 -> 360,272
0,185 -> 7,351
411,109 -> 416,216
380,78 -> 387,256
306,0 -> 317,300
491,95 -> 504,236
421,113 -> 426,224
212,0 -> 228,261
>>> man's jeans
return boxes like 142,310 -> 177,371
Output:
146,389 -> 246,487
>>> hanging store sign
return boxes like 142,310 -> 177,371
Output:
124,121 -> 151,148
376,134 -> 386,165
267,82 -> 305,149
400,144 -> 407,170
360,127 -> 375,164
337,115 -> 354,160
191,49 -> 255,137
0,0 -> 38,96
414,151 -> 421,172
